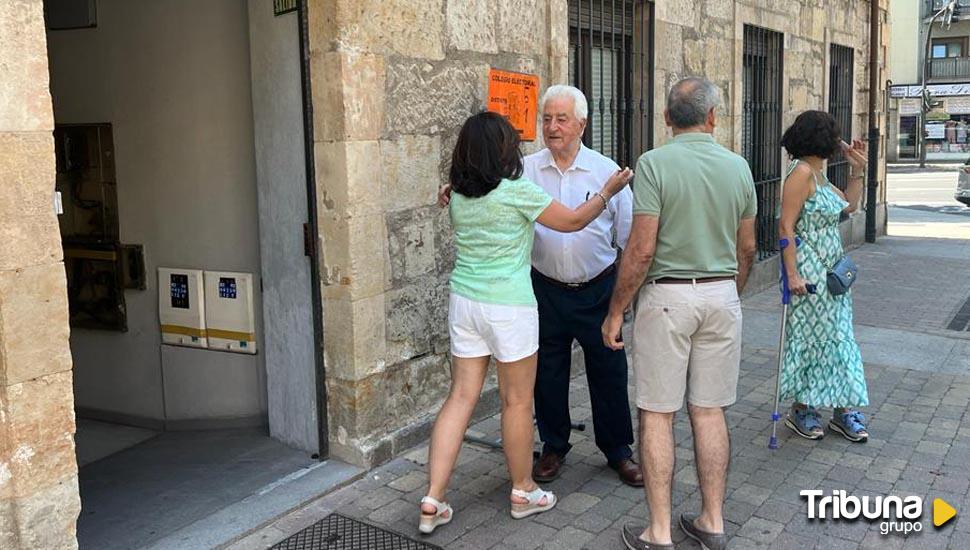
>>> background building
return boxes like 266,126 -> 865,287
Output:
889,0 -> 970,161
0,0 -> 888,547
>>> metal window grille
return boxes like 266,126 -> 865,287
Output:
827,44 -> 855,192
273,0 -> 297,16
742,25 -> 784,260
568,0 -> 654,168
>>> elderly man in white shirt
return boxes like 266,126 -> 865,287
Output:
526,85 -> 642,487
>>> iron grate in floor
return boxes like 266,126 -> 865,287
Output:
947,296 -> 970,331
270,513 -> 443,550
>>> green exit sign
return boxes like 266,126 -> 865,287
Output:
274,0 -> 297,16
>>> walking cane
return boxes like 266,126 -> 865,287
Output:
769,237 -> 815,450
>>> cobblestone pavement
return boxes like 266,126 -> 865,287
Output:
232,357 -> 970,550
231,226 -> 970,549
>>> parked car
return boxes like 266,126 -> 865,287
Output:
958,158 -> 970,206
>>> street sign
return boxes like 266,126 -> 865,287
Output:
899,98 -> 921,115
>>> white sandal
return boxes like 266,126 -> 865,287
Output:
418,496 -> 453,534
510,486 -> 557,519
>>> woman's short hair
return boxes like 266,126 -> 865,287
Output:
781,110 -> 842,159
450,111 -> 524,198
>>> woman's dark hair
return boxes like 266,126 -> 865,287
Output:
449,111 -> 523,198
780,110 -> 841,160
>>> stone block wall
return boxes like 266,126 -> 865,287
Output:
306,0 -> 890,468
0,1 -> 81,547
654,0 -> 890,209
306,0 -> 568,466
0,3 -> 895,547
655,0 -> 890,295
654,0 -> 889,293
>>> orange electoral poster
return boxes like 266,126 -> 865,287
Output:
487,68 -> 539,142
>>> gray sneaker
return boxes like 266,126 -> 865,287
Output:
829,410 -> 869,443
679,513 -> 727,550
785,406 -> 824,440
621,524 -> 675,550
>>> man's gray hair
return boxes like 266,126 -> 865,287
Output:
666,77 -> 722,128
541,85 -> 588,121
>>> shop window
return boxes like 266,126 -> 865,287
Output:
898,115 -> 919,159
926,116 -> 970,156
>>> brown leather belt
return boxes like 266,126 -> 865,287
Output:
532,263 -> 616,291
652,275 -> 735,285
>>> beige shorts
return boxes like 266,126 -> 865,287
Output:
632,279 -> 742,412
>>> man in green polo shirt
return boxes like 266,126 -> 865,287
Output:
602,77 -> 757,550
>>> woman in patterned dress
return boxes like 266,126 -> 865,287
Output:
778,110 -> 870,442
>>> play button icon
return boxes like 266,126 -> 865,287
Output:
934,498 -> 957,528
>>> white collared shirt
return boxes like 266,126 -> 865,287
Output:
524,145 -> 633,283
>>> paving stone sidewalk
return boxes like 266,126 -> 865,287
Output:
230,353 -> 970,550
229,235 -> 970,550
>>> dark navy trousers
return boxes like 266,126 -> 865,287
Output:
531,269 -> 635,465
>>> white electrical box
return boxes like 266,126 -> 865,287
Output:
204,271 -> 257,354
158,267 -> 207,348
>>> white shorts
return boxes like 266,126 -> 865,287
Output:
448,293 -> 539,363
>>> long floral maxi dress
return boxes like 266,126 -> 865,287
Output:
779,160 -> 868,408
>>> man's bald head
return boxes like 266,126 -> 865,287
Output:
666,77 -> 722,129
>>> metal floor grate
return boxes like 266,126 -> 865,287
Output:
270,513 -> 443,550
947,296 -> 970,331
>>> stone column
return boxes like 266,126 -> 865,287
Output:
306,0 -> 558,467
307,0 -> 395,466
0,1 -> 81,548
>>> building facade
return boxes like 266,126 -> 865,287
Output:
889,0 -> 970,161
0,0 -> 888,547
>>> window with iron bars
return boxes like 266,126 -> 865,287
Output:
568,0 -> 654,169
742,25 -> 784,260
827,44 -> 855,193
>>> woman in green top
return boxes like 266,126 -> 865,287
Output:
419,112 -> 632,534
778,110 -> 870,443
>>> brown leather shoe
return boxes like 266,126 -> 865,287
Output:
532,451 -> 563,483
611,458 -> 644,487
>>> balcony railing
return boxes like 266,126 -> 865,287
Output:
929,56 -> 970,81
